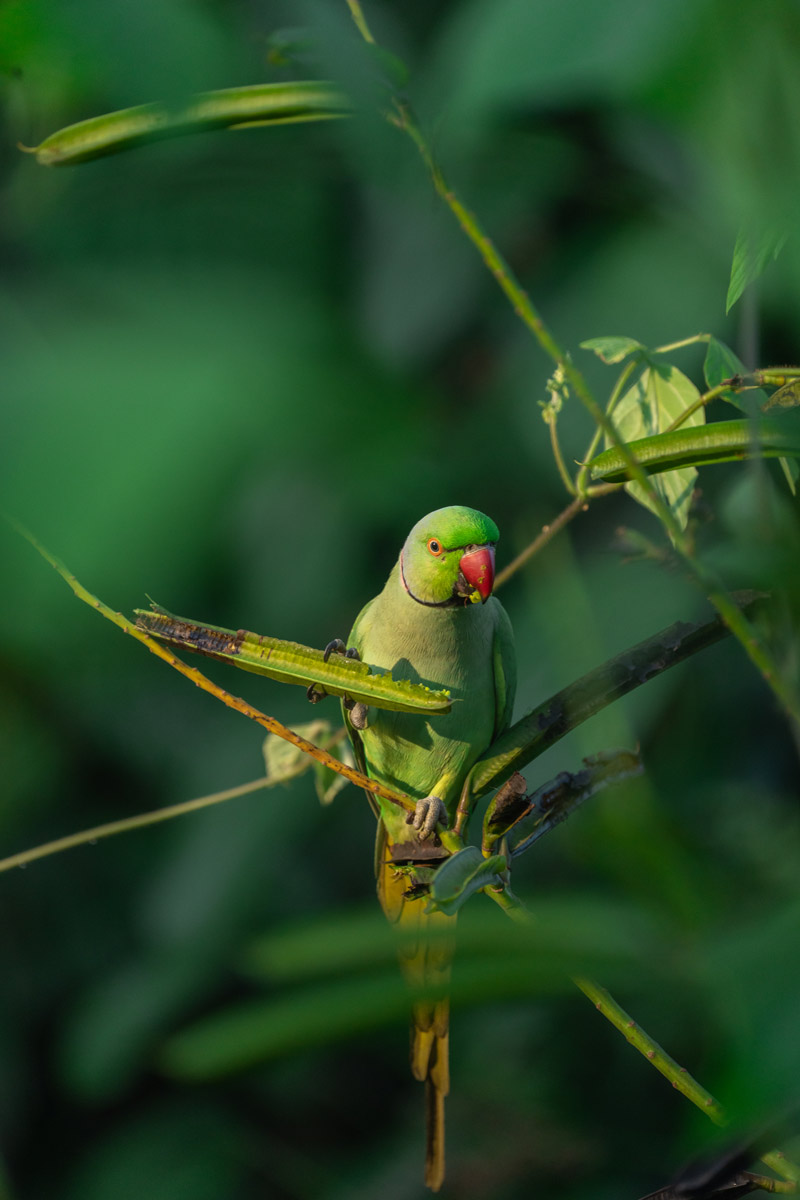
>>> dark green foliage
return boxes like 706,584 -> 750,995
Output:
1,1 -> 800,1198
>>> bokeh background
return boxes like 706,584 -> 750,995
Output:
2,1 -> 800,1196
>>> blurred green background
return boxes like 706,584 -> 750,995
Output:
2,1 -> 800,1196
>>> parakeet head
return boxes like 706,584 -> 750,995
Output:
399,506 -> 499,607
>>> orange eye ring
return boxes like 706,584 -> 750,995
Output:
427,538 -> 444,556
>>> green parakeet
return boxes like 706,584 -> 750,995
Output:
339,506 -> 516,1191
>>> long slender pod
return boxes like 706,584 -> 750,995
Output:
24,81 -> 350,166
589,416 -> 800,482
134,606 -> 451,715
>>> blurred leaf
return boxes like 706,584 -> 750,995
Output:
779,457 -> 799,495
726,225 -> 788,313
62,1100 -> 247,1200
58,951 -> 217,1101
763,383 -> 800,494
242,898 -> 663,984
162,898 -> 667,1079
426,846 -> 507,916
265,27 -> 317,68
313,736 -> 353,806
421,0 -> 700,144
160,970 -> 422,1079
703,337 -> 764,414
762,381 -> 800,412
580,335 -> 645,364
263,720 -> 330,784
607,363 -> 704,530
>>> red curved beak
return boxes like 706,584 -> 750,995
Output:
459,545 -> 495,602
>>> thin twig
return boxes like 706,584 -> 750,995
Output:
1,773 -> 279,874
495,496 -> 585,589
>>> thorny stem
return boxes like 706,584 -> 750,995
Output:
485,888 -> 800,1187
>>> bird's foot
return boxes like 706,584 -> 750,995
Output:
406,795 -> 447,840
312,643 -> 361,708
346,699 -> 369,729
323,639 -> 361,663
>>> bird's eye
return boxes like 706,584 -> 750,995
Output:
427,538 -> 443,556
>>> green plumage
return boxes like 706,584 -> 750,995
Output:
343,506 -> 516,1191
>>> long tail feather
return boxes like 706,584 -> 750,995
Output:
377,830 -> 454,1191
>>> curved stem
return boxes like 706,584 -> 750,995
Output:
576,357 -> 640,495
345,0 -> 375,42
548,413 -> 578,495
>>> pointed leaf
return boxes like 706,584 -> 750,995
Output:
762,380 -> 800,412
606,364 -> 705,530
703,337 -> 764,413
580,336 -> 645,364
726,226 -> 788,313
426,846 -> 507,917
779,456 -> 799,496
262,720 -> 331,784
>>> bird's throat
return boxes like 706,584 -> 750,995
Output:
399,551 -> 471,609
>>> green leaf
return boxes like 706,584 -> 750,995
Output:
590,415 -> 800,482
426,846 -> 507,916
162,900 -> 659,1078
762,385 -> 800,494
606,364 -> 705,530
762,380 -> 800,412
779,456 -> 800,496
262,720 -> 330,785
313,738 -> 354,806
726,226 -> 788,313
703,337 -> 764,414
580,335 -> 645,364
